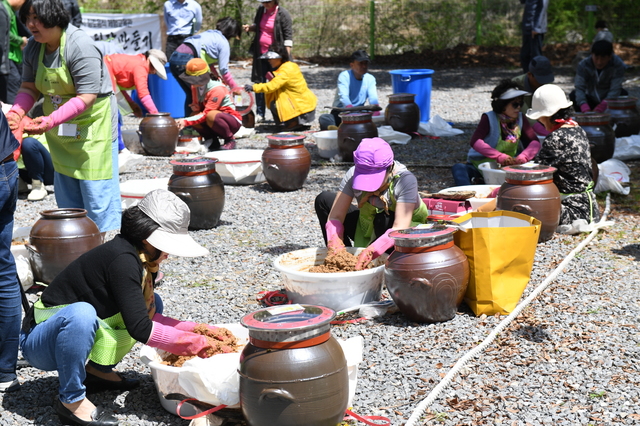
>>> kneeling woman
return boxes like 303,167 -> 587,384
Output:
20,190 -> 213,426
176,58 -> 242,150
244,44 -> 316,131
315,138 -> 428,270
526,84 -> 601,228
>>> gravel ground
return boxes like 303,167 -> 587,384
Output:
2,64 -> 640,426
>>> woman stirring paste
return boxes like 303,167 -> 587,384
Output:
20,190 -> 216,426
451,79 -> 541,186
314,138 -> 428,270
6,0 -> 121,233
526,84 -> 601,230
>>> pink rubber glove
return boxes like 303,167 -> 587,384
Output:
371,104 -> 381,116
532,121 -> 549,136
24,97 -> 87,134
471,139 -> 504,160
221,72 -> 240,93
7,92 -> 36,130
325,219 -> 346,254
514,140 -> 541,164
594,100 -> 608,113
345,105 -> 353,108
580,103 -> 591,113
152,312 -> 220,335
140,94 -> 159,115
147,321 -> 213,358
355,228 -> 394,270
495,153 -> 512,166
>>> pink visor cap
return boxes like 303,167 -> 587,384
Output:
352,137 -> 394,192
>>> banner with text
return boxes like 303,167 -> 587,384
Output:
81,13 -> 162,54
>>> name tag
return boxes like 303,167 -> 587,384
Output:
58,123 -> 77,137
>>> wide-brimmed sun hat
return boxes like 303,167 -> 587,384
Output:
498,88 -> 530,100
138,189 -> 209,257
178,58 -> 211,86
526,84 -> 573,120
147,49 -> 168,80
259,50 -> 282,60
352,137 -> 395,192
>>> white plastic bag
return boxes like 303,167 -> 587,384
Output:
178,353 -> 243,406
377,125 -> 412,145
594,158 -> 631,195
613,135 -> 640,161
419,114 -> 464,137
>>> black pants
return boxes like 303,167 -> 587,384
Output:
314,191 -> 395,247
165,34 -> 188,61
520,32 -> 544,74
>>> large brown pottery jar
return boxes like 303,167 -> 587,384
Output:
27,208 -> 102,284
138,113 -> 179,156
385,226 -> 469,323
337,112 -> 378,162
497,165 -> 561,243
239,305 -> 348,426
606,97 -> 640,138
573,112 -> 616,163
385,93 -> 420,134
262,133 -> 311,192
168,157 -> 225,229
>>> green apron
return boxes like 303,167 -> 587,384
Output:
354,177 -> 429,247
470,133 -> 520,170
36,30 -> 113,180
33,299 -> 137,366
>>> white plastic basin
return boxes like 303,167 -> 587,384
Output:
312,130 -> 338,159
274,247 -> 387,312
120,178 -> 169,209
478,162 -> 506,184
204,149 -> 266,185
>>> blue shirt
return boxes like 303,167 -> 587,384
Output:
332,70 -> 378,108
184,30 -> 231,77
163,0 -> 202,36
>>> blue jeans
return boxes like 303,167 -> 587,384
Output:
0,160 -> 19,383
20,293 -> 164,403
451,163 -> 483,187
20,137 -> 54,185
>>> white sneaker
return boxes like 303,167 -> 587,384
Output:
18,177 -> 29,194
27,180 -> 47,201
0,379 -> 19,392
255,115 -> 265,124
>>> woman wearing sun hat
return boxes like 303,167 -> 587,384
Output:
526,84 -> 600,228
315,137 -> 428,270
451,79 -> 541,186
176,57 -> 242,150
19,189 -> 215,426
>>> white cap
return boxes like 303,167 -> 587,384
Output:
499,88 -> 530,100
148,49 -> 168,80
138,189 -> 209,257
526,84 -> 573,120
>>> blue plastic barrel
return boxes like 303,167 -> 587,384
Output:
388,69 -> 434,123
147,63 -> 186,118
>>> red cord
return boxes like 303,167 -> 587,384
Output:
176,398 -> 227,420
344,408 -> 391,425
256,290 -> 291,306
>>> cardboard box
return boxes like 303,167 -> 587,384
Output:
423,198 -> 471,216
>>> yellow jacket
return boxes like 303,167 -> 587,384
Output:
253,61 -> 317,122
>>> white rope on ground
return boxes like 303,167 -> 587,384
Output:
404,193 -> 612,426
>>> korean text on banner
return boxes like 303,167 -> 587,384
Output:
453,210 -> 540,316
81,13 -> 162,54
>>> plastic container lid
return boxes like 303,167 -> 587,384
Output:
241,304 -> 335,343
339,112 -> 374,123
266,133 -> 306,147
389,225 -> 455,248
502,164 -> 556,183
388,93 -> 416,103
169,157 -> 217,173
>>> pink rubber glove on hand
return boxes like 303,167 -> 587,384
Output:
140,94 -> 159,115
147,321 -> 213,358
355,228 -> 395,271
371,105 -> 381,116
7,92 -> 36,130
325,219 -> 346,254
594,100 -> 608,113
152,313 -> 220,336
580,103 -> 591,113
24,116 -> 55,134
514,140 -> 541,164
24,97 -> 87,134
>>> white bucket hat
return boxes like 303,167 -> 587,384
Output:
138,189 -> 209,257
526,84 -> 573,120
148,49 -> 168,80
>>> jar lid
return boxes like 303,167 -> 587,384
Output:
573,112 -> 611,125
170,157 -> 217,173
241,304 -> 335,343
388,93 -> 416,103
266,133 -> 306,147
389,224 -> 455,247
339,111 -> 373,122
605,96 -> 638,108
502,164 -> 556,182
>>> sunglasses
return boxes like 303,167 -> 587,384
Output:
510,101 -> 523,109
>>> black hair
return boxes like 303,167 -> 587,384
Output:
592,39 -> 613,56
490,79 -> 522,114
549,106 -> 574,123
20,0 -> 69,29
595,20 -> 607,29
268,43 -> 289,63
120,205 -> 160,251
216,17 -> 241,40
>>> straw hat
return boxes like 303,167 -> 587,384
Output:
525,84 -> 572,120
147,49 -> 168,80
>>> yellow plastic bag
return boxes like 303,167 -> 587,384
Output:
453,211 -> 541,316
